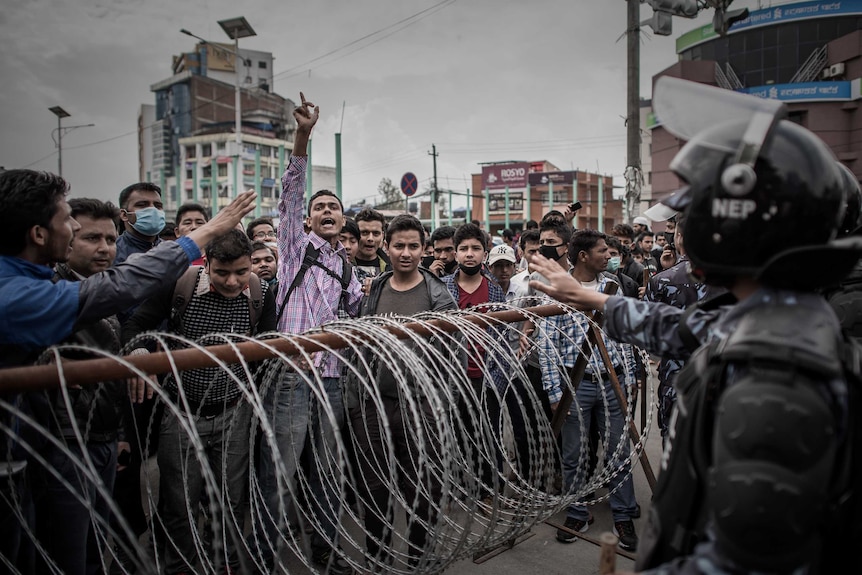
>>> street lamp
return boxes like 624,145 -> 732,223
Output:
49,106 -> 94,178
180,16 -> 256,153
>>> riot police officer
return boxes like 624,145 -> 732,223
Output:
529,77 -> 862,574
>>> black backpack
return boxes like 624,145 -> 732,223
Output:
276,242 -> 354,326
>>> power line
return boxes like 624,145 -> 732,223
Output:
20,2 -> 459,166
271,0 -> 457,82
22,150 -> 58,169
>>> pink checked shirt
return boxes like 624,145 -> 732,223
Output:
276,156 -> 362,377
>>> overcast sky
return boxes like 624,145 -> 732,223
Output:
0,0 -> 775,212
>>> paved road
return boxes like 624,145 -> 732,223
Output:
445,393 -> 662,575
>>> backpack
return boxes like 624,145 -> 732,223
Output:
170,266 -> 264,334
276,242 -> 353,326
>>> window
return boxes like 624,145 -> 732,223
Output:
216,141 -> 226,153
218,164 -> 228,178
261,145 -> 271,157
258,61 -> 267,69
202,165 -> 212,178
788,110 -> 807,128
185,146 -> 196,159
186,169 -> 193,180
186,190 -> 194,200
201,144 -> 212,157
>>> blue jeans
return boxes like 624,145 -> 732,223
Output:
253,371 -> 344,568
34,440 -> 117,575
561,375 -> 637,522
158,401 -> 251,573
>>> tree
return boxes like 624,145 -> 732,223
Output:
374,177 -> 404,210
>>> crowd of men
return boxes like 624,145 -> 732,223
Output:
1,80 -> 860,575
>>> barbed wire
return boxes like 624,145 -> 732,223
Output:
0,303 -> 653,574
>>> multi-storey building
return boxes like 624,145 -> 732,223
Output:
469,160 -> 624,234
649,0 -> 862,210
137,42 -> 298,220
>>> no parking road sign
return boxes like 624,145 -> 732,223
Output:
401,172 -> 418,197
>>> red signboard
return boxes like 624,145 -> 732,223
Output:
481,162 -> 529,190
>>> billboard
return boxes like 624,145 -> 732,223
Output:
740,80 -> 853,102
206,44 -> 237,72
481,162 -> 529,190
528,171 -> 576,186
676,0 -> 862,53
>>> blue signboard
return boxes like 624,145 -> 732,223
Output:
739,81 -> 852,102
677,0 -> 862,52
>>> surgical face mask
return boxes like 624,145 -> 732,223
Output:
539,244 -> 563,261
444,259 -> 458,274
664,231 -> 675,245
607,256 -> 621,272
459,263 -> 482,276
128,207 -> 166,237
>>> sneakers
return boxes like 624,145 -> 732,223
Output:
613,519 -> 639,552
311,548 -> 353,575
556,514 -> 594,543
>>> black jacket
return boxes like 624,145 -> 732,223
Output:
40,264 -> 126,443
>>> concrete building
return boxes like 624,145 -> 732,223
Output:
469,160 -> 623,234
648,0 -> 862,211
172,43 -> 274,93
137,43 -> 299,220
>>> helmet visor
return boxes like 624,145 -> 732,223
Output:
654,76 -> 787,166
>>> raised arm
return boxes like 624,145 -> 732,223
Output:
278,92 -> 319,252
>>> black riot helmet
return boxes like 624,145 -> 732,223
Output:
837,161 -> 862,237
654,77 -> 859,291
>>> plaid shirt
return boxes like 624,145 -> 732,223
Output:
276,156 -> 362,377
538,272 -> 630,404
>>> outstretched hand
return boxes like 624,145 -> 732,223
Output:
186,190 -> 256,250
528,254 -> 609,311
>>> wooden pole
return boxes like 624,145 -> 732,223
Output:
599,531 -> 619,574
590,322 -> 657,491
0,304 -> 567,393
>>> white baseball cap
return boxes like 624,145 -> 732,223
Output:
643,202 -> 680,222
633,216 -> 650,227
488,244 -> 516,265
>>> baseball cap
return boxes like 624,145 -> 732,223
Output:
643,201 -> 681,222
488,244 -> 516,265
633,216 -> 650,227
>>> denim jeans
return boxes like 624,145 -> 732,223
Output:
562,375 -> 637,522
158,401 -> 251,573
348,395 -> 442,566
253,371 -> 344,569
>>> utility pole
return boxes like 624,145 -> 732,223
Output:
625,0 -> 642,224
49,106 -> 94,178
429,144 -> 439,230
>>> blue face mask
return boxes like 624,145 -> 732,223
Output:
129,207 -> 166,237
607,256 -> 621,272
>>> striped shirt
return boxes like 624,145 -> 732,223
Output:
276,156 -> 362,377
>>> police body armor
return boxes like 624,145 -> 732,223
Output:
826,261 -> 862,340
636,303 -> 861,573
